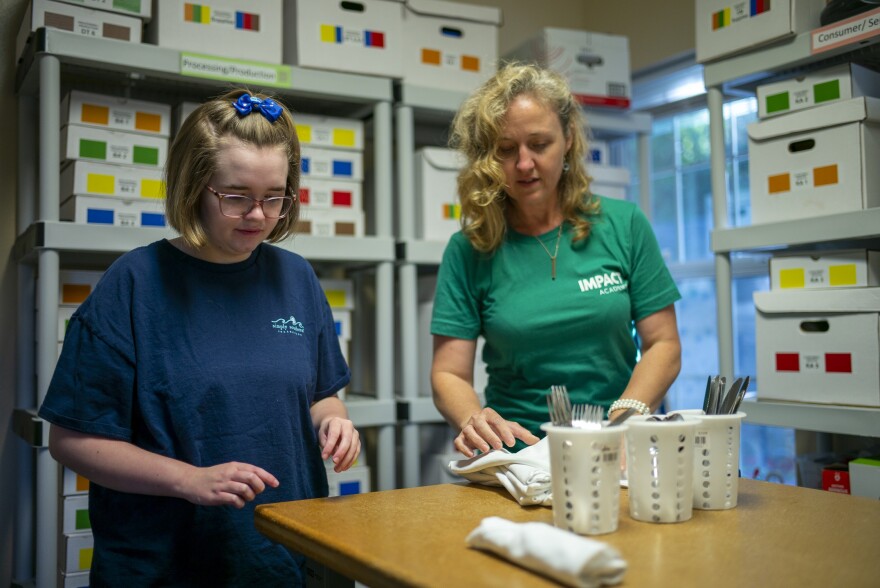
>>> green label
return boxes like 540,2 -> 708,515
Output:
79,138 -> 107,160
180,53 -> 293,89
114,0 -> 142,13
765,92 -> 790,114
75,509 -> 91,530
133,145 -> 159,166
814,79 -> 841,104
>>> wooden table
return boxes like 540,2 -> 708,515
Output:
255,479 -> 880,587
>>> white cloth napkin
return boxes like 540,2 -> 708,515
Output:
448,438 -> 552,506
466,516 -> 627,588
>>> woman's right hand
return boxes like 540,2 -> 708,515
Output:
183,462 -> 280,509
455,407 -> 540,458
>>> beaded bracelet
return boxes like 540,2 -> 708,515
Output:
609,398 -> 651,416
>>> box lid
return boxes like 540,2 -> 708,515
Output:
406,0 -> 502,25
754,288 -> 880,313
748,96 -> 880,141
417,147 -> 464,171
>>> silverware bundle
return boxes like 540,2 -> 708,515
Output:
546,385 -> 636,428
702,375 -> 749,415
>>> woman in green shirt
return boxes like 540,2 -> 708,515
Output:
431,63 -> 682,457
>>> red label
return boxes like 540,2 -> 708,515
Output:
298,188 -> 310,204
573,94 -> 631,109
332,191 -> 352,207
825,353 -> 852,373
775,353 -> 800,372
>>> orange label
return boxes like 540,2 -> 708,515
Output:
813,164 -> 839,187
62,284 -> 91,304
422,48 -> 441,65
461,55 -> 480,72
768,173 -> 791,194
135,112 -> 162,133
81,104 -> 109,126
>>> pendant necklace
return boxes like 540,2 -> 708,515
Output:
534,223 -> 564,280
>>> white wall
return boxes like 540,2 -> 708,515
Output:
0,1 -> 697,584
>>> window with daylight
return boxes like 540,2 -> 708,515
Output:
598,57 -> 797,485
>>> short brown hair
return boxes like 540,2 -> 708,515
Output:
164,88 -> 301,247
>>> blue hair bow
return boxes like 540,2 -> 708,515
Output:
232,94 -> 283,123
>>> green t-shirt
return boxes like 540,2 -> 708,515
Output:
431,196 -> 681,439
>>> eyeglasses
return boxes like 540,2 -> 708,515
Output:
206,185 -> 294,219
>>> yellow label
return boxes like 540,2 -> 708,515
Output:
296,125 -> 312,143
779,268 -> 805,289
86,173 -> 115,194
325,290 -> 347,307
79,546 -> 93,570
829,264 -> 857,286
141,179 -> 166,199
332,129 -> 355,148
320,24 -> 337,43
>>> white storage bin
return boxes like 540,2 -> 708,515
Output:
58,269 -> 104,305
590,165 -> 631,201
326,465 -> 371,496
757,63 -> 880,119
505,28 -> 631,109
17,0 -> 143,62
61,160 -> 165,200
61,193 -> 167,228
294,113 -> 364,151
61,124 -> 168,168
61,494 -> 91,534
301,146 -> 363,181
401,0 -> 501,93
770,250 -> 880,290
146,0 -> 283,63
297,207 -> 364,238
61,90 -> 171,137
59,531 -> 93,573
696,0 -> 825,63
61,465 -> 90,496
298,178 -> 362,212
283,0 -> 404,78
414,147 -> 463,242
755,291 -> 880,407
54,0 -> 152,20
748,97 -> 880,224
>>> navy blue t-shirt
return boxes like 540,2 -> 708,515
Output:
39,239 -> 350,587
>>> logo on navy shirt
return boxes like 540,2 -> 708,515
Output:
272,316 -> 305,335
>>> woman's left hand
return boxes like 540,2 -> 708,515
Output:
318,417 -> 361,473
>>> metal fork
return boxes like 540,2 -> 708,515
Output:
571,403 -> 604,429
546,385 -> 572,426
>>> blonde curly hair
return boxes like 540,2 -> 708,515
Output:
450,62 -> 599,253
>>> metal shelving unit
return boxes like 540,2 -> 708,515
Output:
13,28 -> 397,587
703,27 -> 880,440
393,82 -> 653,488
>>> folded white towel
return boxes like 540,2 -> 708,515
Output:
466,516 -> 627,588
448,438 -> 552,506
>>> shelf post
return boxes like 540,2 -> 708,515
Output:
708,86 -> 735,380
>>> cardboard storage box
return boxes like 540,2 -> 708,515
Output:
849,457 -> 880,500
414,147 -> 462,242
748,97 -> 880,224
55,0 -> 151,20
298,178 -> 362,211
62,90 -> 171,136
61,465 -> 90,496
283,0 -> 403,78
294,113 -> 364,151
696,0 -> 825,64
59,570 -> 90,588
770,250 -> 880,290
61,124 -> 168,168
16,0 -> 143,62
505,28 -> 631,109
146,0 -> 283,64
297,206 -> 365,238
401,0 -> 501,93
590,164 -> 631,201
59,531 -> 93,573
333,309 -> 352,341
754,292 -> 880,407
301,146 -> 363,181
757,63 -> 880,119
58,270 -> 104,305
326,465 -> 370,497
61,494 -> 91,534
61,160 -> 165,199
62,193 -> 167,228
320,279 -> 355,310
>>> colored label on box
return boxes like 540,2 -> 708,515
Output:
779,268 -> 805,289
